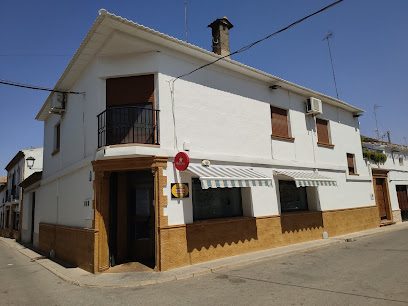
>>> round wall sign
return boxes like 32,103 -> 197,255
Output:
175,152 -> 189,171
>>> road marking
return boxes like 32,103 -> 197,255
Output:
8,264 -> 13,266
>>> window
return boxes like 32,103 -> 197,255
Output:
271,106 -> 293,141
399,156 -> 404,166
192,178 -> 243,221
316,118 -> 333,147
6,209 -> 10,228
279,181 -> 308,212
53,123 -> 61,155
347,153 -> 357,175
13,212 -> 19,231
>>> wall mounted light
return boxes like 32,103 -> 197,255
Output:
26,156 -> 35,169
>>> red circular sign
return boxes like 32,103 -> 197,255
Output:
175,152 -> 189,171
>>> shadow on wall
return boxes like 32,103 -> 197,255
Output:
185,217 -> 258,252
280,211 -> 324,234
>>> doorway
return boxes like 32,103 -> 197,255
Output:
30,192 -> 36,243
375,178 -> 390,220
396,185 -> 408,221
109,170 -> 155,269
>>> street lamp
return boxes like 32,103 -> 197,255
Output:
26,157 -> 35,169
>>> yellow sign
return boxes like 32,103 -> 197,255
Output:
171,183 -> 189,198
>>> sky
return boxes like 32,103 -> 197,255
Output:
0,0 -> 407,177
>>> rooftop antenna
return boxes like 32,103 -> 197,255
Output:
184,0 -> 191,43
323,32 -> 339,99
373,104 -> 382,140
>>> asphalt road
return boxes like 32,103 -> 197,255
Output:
1,227 -> 408,306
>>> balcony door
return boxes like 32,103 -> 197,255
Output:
106,75 -> 155,145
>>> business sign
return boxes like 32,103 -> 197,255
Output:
174,152 -> 189,171
171,183 -> 189,198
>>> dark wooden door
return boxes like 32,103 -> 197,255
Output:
375,178 -> 389,220
127,171 -> 155,267
396,185 -> 408,211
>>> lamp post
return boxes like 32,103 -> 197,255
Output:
26,157 -> 35,169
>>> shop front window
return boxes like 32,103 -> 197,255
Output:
279,180 -> 308,212
192,178 -> 243,221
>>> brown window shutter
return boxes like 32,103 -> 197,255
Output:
106,74 -> 154,107
347,153 -> 355,174
271,106 -> 289,137
316,118 -> 330,144
56,124 -> 61,150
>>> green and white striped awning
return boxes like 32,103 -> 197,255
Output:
274,170 -> 337,187
188,165 -> 273,189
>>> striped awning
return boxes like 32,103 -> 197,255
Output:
274,170 -> 337,187
188,165 -> 273,189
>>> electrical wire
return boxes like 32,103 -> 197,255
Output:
0,79 -> 84,94
174,0 -> 344,81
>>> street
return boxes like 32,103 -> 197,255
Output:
1,227 -> 408,306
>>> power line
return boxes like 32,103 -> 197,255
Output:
0,79 -> 84,94
174,0 -> 344,81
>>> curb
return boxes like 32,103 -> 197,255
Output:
1,222 -> 408,289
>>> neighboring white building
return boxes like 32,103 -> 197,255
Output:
1,148 -> 43,239
362,136 -> 408,223
33,10 -> 379,273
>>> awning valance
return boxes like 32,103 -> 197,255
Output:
274,170 -> 337,187
188,165 -> 273,189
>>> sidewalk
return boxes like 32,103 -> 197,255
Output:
2,221 -> 408,289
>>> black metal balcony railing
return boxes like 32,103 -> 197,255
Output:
97,105 -> 160,148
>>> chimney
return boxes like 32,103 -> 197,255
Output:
208,17 -> 234,57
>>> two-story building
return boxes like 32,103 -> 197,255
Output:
362,136 -> 408,223
1,148 -> 43,239
33,10 -> 379,273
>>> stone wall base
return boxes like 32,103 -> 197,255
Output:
392,210 -> 402,223
39,223 -> 97,273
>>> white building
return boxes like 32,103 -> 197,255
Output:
1,147 -> 43,239
33,10 -> 380,273
362,136 -> 408,223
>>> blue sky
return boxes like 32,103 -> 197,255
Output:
0,0 -> 407,177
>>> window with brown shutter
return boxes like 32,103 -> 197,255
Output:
271,106 -> 293,141
52,123 -> 61,156
347,153 -> 356,175
106,74 -> 154,107
316,118 -> 331,145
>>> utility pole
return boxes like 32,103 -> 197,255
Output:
373,104 -> 382,140
323,33 -> 339,99
403,136 -> 407,146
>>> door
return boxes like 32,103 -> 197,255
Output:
30,192 -> 35,243
375,178 -> 389,220
396,185 -> 408,221
127,171 -> 155,267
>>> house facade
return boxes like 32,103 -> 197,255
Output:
362,136 -> 408,223
34,10 -> 379,273
0,148 -> 43,239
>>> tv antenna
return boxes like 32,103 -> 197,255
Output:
373,104 -> 382,140
323,32 -> 339,99
184,0 -> 191,43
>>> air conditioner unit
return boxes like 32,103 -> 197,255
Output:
306,97 -> 322,115
50,92 -> 66,114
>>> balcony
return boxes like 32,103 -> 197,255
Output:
5,187 -> 19,203
97,105 -> 160,148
